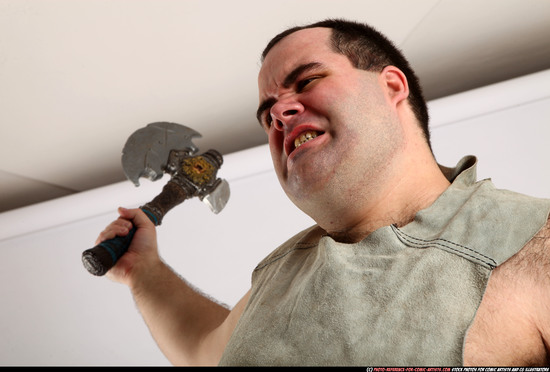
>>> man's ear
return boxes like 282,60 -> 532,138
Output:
381,66 -> 409,106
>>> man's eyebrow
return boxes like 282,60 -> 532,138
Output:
256,62 -> 323,124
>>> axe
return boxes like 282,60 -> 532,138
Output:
82,122 -> 230,276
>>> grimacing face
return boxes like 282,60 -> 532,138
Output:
257,27 -> 406,220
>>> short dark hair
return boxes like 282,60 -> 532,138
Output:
262,19 -> 431,149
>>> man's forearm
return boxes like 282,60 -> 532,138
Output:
130,260 -> 230,366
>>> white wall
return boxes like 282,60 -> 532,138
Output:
0,69 -> 549,366
429,69 -> 550,199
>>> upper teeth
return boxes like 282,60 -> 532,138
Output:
294,131 -> 318,149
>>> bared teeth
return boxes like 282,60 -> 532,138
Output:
294,131 -> 318,149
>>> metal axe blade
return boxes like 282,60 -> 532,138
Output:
121,122 -> 201,187
201,178 -> 230,214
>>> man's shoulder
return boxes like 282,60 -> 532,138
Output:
463,217 -> 550,365
494,216 -> 550,305
501,215 -> 550,277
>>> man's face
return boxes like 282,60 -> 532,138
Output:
257,28 -> 404,218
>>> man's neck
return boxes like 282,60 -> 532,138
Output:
324,156 -> 451,244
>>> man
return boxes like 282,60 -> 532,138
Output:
96,19 -> 550,365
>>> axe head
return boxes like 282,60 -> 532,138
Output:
121,122 -> 201,187
121,122 -> 230,217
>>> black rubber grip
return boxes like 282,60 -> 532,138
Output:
82,225 -> 137,276
82,206 -> 161,276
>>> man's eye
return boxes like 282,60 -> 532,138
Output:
262,112 -> 273,129
297,77 -> 317,92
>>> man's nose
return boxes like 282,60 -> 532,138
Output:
270,98 -> 303,131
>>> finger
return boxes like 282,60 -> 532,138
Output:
95,214 -> 134,244
118,207 -> 155,229
113,217 -> 134,231
95,223 -> 131,245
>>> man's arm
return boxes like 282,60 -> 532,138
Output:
96,207 -> 249,366
530,218 -> 550,363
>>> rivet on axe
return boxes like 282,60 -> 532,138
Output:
82,122 -> 230,276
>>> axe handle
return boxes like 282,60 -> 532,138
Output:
81,181 -> 190,276
81,224 -> 138,276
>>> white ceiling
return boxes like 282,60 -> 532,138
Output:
1,0 -> 550,213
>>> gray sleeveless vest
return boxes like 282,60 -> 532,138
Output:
219,156 -> 550,366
